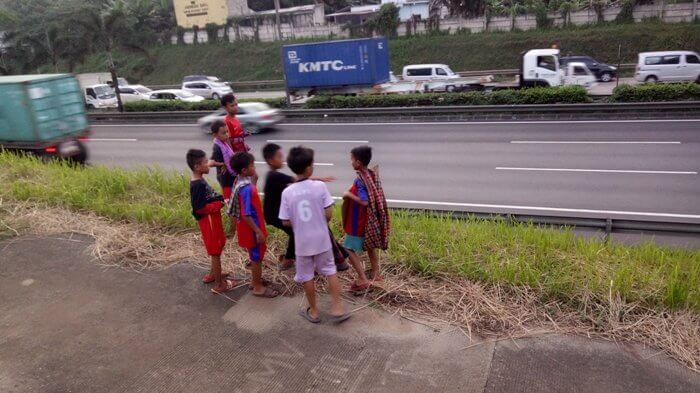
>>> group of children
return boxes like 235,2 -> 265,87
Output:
186,94 -> 390,324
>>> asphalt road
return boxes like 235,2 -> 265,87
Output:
88,119 -> 700,224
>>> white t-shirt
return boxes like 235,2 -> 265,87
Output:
279,179 -> 334,257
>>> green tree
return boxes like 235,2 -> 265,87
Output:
366,3 -> 400,37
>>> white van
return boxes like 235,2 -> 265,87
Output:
635,51 -> 700,83
402,64 -> 460,81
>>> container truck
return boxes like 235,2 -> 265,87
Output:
0,74 -> 90,164
281,40 -> 595,97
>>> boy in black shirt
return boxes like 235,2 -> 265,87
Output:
208,120 -> 236,202
187,149 -> 239,294
262,143 -> 296,269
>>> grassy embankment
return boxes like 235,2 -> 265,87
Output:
1,152 -> 698,314
66,21 -> 700,84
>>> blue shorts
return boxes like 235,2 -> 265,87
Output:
343,235 -> 364,253
247,244 -> 266,263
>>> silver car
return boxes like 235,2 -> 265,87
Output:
197,102 -> 284,134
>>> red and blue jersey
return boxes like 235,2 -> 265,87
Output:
236,183 -> 267,248
343,178 -> 369,237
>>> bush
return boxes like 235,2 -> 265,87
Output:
124,97 -> 287,112
305,86 -> 591,109
609,83 -> 700,102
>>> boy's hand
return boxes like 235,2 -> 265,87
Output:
342,191 -> 353,200
255,229 -> 266,245
314,176 -> 336,183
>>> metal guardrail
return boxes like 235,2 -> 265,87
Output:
87,101 -> 700,124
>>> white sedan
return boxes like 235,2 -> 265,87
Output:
117,85 -> 152,103
197,102 -> 283,134
148,89 -> 205,102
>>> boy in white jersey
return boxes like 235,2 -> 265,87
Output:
279,146 -> 350,324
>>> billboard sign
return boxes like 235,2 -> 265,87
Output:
174,0 -> 228,28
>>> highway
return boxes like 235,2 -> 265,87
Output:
88,119 -> 700,224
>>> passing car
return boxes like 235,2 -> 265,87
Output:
148,89 -> 205,102
197,102 -> 283,134
561,56 -> 617,82
634,51 -> 700,83
183,75 -> 222,83
182,80 -> 233,100
117,85 -> 152,103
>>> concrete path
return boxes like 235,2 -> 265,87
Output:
1,234 -> 698,392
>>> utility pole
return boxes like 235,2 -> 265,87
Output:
274,0 -> 282,41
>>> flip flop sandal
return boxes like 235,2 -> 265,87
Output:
252,287 -> 279,298
299,307 -> 321,324
202,272 -> 230,284
211,279 -> 240,295
349,281 -> 370,292
247,279 -> 270,290
328,312 -> 351,324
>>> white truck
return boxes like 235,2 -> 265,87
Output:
76,73 -> 118,109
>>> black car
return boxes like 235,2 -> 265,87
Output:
560,56 -> 617,82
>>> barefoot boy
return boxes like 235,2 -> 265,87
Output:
208,120 -> 236,201
186,149 -> 238,294
280,146 -> 349,324
228,152 -> 279,298
342,146 -> 390,292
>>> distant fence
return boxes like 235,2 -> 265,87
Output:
174,3 -> 699,44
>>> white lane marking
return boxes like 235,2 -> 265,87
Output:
278,119 -> 700,126
495,167 -> 697,175
384,199 -> 700,220
266,139 -> 369,143
87,138 -> 138,142
254,161 -> 333,166
511,141 -> 681,144
90,119 -> 700,128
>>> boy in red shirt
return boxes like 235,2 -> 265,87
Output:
220,94 -> 250,154
187,149 -> 239,294
227,152 -> 279,298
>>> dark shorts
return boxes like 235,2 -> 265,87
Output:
198,214 -> 226,256
247,243 -> 267,263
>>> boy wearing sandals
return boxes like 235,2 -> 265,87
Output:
228,152 -> 279,299
279,146 -> 349,324
187,149 -> 238,294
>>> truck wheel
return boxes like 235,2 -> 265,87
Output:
68,140 -> 88,165
600,72 -> 613,82
645,75 -> 658,83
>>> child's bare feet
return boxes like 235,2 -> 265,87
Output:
370,273 -> 384,283
211,278 -> 241,294
349,280 -> 370,292
202,272 -> 230,284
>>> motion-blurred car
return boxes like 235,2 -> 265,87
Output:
182,80 -> 232,100
148,89 -> 205,102
560,56 -> 617,82
117,85 -> 152,103
183,75 -> 222,83
197,102 -> 283,134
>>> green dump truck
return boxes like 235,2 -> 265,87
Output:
0,74 -> 89,163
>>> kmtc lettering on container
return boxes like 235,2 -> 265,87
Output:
298,61 -> 358,73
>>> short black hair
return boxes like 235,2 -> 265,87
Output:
186,149 -> 207,171
220,93 -> 236,107
351,145 -> 372,167
287,146 -> 314,175
262,143 -> 281,161
231,152 -> 254,174
210,119 -> 226,134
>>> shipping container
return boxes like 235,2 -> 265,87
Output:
0,74 -> 89,163
282,38 -> 390,91
0,74 -> 88,143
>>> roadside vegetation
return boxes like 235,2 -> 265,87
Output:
1,152 -> 697,313
609,82 -> 700,102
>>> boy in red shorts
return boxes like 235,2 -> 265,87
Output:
187,149 -> 238,294
227,152 -> 279,298
220,94 -> 250,154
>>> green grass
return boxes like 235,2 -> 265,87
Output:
1,152 -> 698,312
64,21 -> 700,84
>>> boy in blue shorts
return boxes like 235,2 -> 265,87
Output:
228,152 -> 279,298
342,145 -> 390,292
